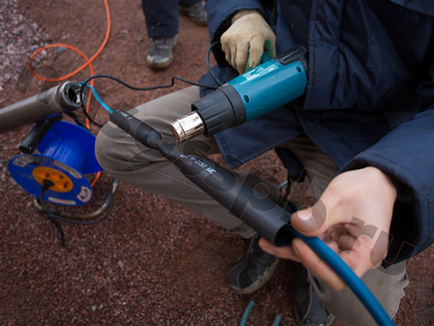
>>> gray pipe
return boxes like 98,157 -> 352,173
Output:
0,82 -> 85,133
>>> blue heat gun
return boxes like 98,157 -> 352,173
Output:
170,45 -> 308,142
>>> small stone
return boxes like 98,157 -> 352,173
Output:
56,46 -> 67,54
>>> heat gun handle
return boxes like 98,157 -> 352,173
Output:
0,81 -> 85,134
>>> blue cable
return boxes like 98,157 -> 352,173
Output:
79,82 -> 113,114
271,314 -> 281,326
292,229 -> 395,326
239,301 -> 255,326
238,300 -> 282,326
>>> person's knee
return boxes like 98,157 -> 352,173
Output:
95,121 -> 130,172
312,263 -> 408,326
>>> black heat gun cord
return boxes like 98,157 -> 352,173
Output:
39,179 -> 116,246
78,42 -> 222,128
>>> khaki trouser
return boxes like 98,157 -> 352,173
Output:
95,86 -> 408,326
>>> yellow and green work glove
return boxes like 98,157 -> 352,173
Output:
221,10 -> 276,74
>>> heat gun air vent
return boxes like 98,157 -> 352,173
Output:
275,45 -> 308,70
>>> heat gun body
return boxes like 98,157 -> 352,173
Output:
171,45 -> 308,142
228,55 -> 307,121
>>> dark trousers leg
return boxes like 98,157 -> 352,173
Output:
142,0 -> 204,37
142,0 -> 179,38
179,0 -> 203,7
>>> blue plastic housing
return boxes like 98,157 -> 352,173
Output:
228,59 -> 307,121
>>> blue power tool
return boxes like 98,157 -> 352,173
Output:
170,45 -> 308,142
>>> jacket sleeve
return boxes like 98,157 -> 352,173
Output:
205,0 -> 268,67
342,84 -> 434,265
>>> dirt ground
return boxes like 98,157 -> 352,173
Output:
1,1 -> 434,325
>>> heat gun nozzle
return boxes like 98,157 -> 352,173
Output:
170,111 -> 205,142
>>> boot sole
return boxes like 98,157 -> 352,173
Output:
229,258 -> 280,295
146,55 -> 174,69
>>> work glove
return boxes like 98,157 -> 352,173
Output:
221,10 -> 276,74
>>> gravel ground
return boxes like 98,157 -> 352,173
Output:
1,1 -> 434,325
0,0 -> 50,93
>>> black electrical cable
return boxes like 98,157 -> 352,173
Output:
47,214 -> 66,246
207,42 -> 224,86
66,110 -> 89,130
78,42 -> 221,128
39,178 -> 117,245
78,74 -> 219,128
81,104 -> 104,128
39,179 -> 115,225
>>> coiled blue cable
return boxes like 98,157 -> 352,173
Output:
293,230 -> 395,326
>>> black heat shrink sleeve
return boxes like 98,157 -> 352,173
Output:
109,110 -> 295,247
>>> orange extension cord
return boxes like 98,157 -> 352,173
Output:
28,0 -> 111,187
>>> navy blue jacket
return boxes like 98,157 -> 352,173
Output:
200,0 -> 434,265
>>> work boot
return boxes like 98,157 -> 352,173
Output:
227,234 -> 279,294
146,35 -> 178,69
294,263 -> 334,326
179,2 -> 207,26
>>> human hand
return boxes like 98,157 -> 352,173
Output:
221,10 -> 276,74
260,167 -> 397,290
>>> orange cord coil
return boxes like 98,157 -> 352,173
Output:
28,0 -> 111,186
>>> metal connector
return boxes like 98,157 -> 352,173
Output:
170,111 -> 204,142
